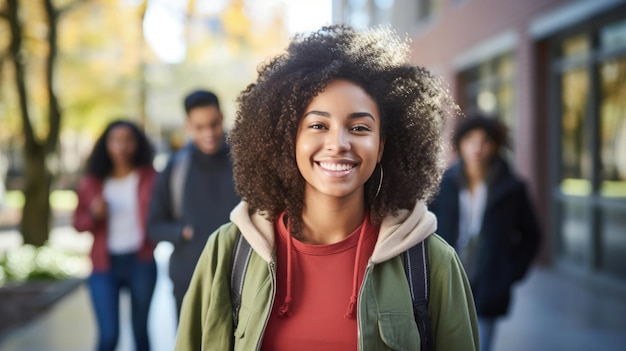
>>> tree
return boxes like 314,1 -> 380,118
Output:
1,0 -> 87,246
0,0 -> 293,247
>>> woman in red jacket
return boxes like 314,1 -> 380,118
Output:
73,120 -> 157,351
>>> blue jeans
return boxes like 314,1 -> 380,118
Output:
478,316 -> 497,351
88,253 -> 157,351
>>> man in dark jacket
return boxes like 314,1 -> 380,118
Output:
429,114 -> 541,351
148,90 -> 240,317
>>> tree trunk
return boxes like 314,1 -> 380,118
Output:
5,0 -> 87,246
5,0 -> 50,245
20,146 -> 52,246
44,0 -> 61,152
20,0 -> 61,246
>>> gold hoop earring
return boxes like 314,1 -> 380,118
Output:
375,164 -> 383,198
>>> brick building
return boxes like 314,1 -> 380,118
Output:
333,0 -> 626,287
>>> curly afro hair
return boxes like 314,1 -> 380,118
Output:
87,120 -> 154,179
452,112 -> 509,153
229,24 -> 458,237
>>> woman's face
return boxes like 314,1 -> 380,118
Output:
106,125 -> 137,167
459,128 -> 497,169
296,79 -> 385,201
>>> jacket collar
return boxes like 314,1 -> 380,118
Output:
450,156 -> 519,207
229,200 -> 436,264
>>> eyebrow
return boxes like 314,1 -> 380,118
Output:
303,110 -> 375,120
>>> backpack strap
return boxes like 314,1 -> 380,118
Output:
169,144 -> 192,220
228,229 -> 433,348
230,231 -> 253,329
404,238 -> 433,351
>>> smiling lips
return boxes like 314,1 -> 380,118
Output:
317,161 -> 357,176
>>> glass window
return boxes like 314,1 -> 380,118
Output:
460,53 -> 515,129
561,35 -> 589,57
552,12 -> 626,283
560,68 -> 591,195
496,78 -> 514,130
600,57 -> 626,198
497,53 -> 514,78
600,207 -> 626,279
560,200 -> 589,265
601,18 -> 626,50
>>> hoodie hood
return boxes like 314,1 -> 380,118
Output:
229,200 -> 437,264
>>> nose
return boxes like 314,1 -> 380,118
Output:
203,128 -> 214,139
467,139 -> 482,153
326,128 -> 350,153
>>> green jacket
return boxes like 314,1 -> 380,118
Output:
176,201 -> 479,350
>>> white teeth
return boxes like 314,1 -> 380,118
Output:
319,162 -> 353,171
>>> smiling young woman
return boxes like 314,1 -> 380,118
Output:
175,25 -> 479,351
295,80 -> 384,245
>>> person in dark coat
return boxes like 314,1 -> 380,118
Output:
147,90 -> 240,318
429,113 -> 541,351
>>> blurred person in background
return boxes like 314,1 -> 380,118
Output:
429,113 -> 541,351
175,25 -> 478,350
73,120 -> 158,351
147,89 -> 239,318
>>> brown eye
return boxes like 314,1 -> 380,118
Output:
350,125 -> 371,132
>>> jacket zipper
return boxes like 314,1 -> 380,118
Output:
357,262 -> 373,351
254,260 -> 277,351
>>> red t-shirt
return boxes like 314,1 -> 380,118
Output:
261,213 -> 379,351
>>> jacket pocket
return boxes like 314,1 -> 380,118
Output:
378,312 -> 420,350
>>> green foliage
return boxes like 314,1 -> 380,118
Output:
3,190 -> 77,210
0,244 -> 89,286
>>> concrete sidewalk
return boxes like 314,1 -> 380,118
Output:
1,228 -> 626,350
493,266 -> 626,351
0,229 -> 177,351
